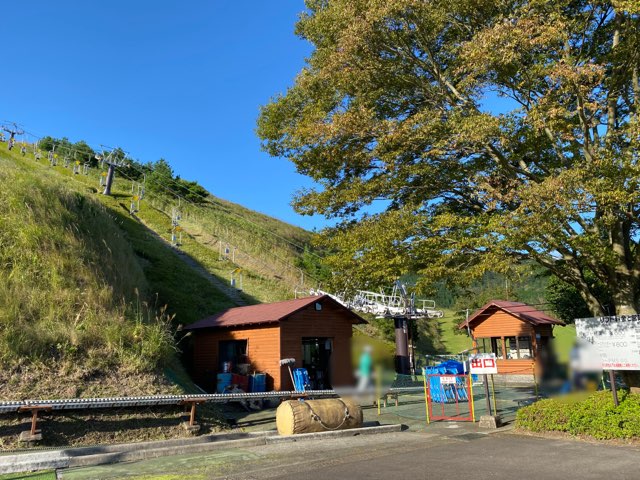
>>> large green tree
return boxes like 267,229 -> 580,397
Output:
258,0 -> 640,317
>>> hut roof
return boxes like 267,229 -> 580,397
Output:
186,295 -> 366,330
458,300 -> 565,329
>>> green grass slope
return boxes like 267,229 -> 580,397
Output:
0,149 -> 244,399
0,137 -> 325,398
35,152 -> 315,304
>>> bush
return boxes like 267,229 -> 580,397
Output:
516,391 -> 640,440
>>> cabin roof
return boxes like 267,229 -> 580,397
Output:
186,295 -> 366,330
458,300 -> 565,329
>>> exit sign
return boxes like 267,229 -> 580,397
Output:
469,353 -> 498,374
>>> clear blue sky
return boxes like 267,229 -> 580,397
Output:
2,1 -> 330,229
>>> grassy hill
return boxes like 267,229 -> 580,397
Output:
0,141 -> 322,401
0,140 -> 322,448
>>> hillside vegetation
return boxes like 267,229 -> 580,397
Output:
0,156 -> 181,398
0,139 -> 320,399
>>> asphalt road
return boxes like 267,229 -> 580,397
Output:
62,430 -> 640,480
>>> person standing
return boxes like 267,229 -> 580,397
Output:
357,345 -> 373,391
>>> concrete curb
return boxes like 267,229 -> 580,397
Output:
267,424 -> 402,444
0,425 -> 402,475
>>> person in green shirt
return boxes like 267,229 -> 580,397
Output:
357,345 -> 372,391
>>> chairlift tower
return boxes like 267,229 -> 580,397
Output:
313,280 -> 439,375
99,147 -> 127,196
387,281 -> 413,375
2,122 -> 24,151
230,268 -> 243,291
171,207 -> 182,246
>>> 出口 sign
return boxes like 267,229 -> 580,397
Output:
575,315 -> 640,371
469,353 -> 498,375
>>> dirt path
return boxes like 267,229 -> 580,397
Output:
133,213 -> 247,306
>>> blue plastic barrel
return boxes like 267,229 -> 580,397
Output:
217,373 -> 233,393
249,373 -> 266,392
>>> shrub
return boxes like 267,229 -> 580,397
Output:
516,391 -> 640,440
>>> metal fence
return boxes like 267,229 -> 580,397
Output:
373,372 -> 539,426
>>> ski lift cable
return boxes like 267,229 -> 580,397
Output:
121,159 -> 325,260
118,161 -> 326,271
114,166 -> 322,286
17,123 -> 326,269
20,124 -> 324,260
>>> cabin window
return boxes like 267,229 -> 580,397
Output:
490,337 -> 504,359
218,340 -> 248,372
477,337 -> 504,359
478,336 -> 533,360
517,336 -> 533,359
505,336 -> 533,359
505,337 -> 516,359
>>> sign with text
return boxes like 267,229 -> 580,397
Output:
575,315 -> 640,371
469,353 -> 498,375
440,375 -> 457,384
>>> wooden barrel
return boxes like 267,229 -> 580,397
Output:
276,398 -> 363,435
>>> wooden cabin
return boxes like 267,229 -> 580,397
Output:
185,295 -> 365,392
459,301 -> 565,375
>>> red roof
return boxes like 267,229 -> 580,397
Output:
186,295 -> 365,330
459,300 -> 565,329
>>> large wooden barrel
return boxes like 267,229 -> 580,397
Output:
276,398 -> 363,435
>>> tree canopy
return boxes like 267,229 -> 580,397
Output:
258,0 -> 640,316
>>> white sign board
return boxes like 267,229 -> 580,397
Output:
575,315 -> 640,371
440,375 -> 457,384
469,353 -> 498,375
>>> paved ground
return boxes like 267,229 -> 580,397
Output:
60,429 -> 640,480
220,381 -> 532,433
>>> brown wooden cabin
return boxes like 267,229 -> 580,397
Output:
185,295 -> 366,392
459,301 -> 565,375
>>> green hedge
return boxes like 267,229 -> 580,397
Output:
516,390 -> 640,440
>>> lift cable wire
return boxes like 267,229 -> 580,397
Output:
16,125 -> 325,287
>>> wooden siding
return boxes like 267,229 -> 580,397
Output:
470,309 -> 562,375
496,359 -> 535,375
192,324 -> 280,391
472,310 -> 535,338
279,301 -> 356,390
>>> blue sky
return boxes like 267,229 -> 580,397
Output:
2,1 -> 331,229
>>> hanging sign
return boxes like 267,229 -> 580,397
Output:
469,353 -> 498,375
575,315 -> 640,371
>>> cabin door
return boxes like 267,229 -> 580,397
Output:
302,337 -> 332,389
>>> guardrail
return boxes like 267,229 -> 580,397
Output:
0,390 -> 337,413
1,390 -> 339,439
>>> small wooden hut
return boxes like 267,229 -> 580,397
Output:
186,295 -> 365,392
459,300 -> 565,375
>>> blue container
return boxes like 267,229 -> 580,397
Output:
293,368 -> 310,392
217,373 -> 232,393
248,373 -> 266,393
